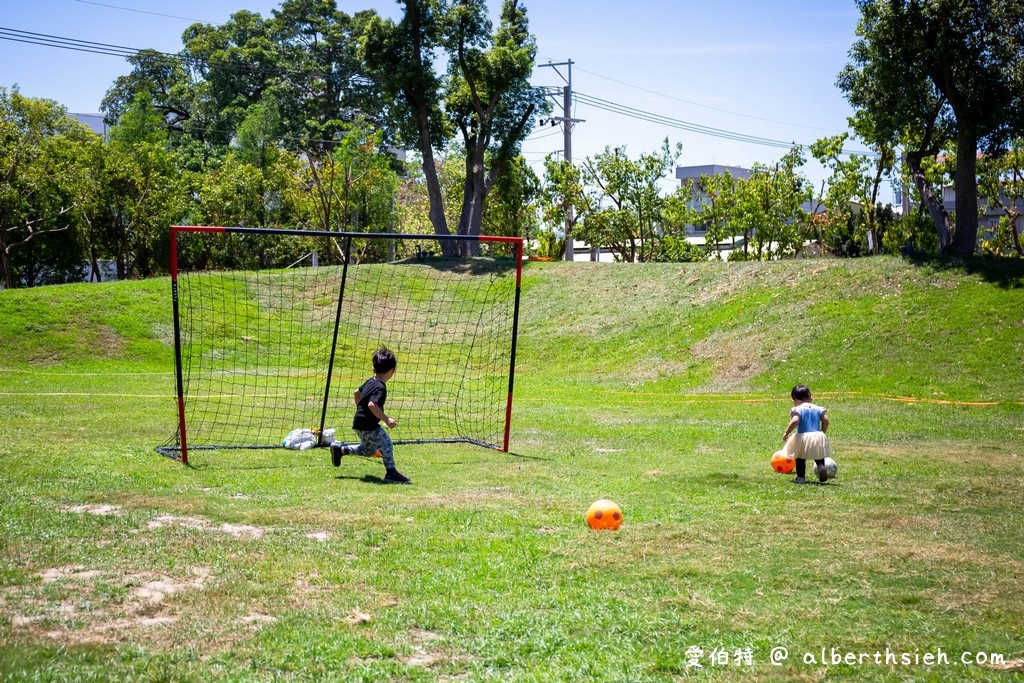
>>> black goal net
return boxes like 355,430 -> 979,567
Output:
161,227 -> 523,464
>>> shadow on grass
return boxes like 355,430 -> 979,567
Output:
903,253 -> 1024,289
396,254 -> 519,277
333,474 -> 409,486
503,450 -> 548,461
182,460 -> 313,471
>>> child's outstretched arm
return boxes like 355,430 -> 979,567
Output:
783,415 -> 799,442
368,401 -> 397,428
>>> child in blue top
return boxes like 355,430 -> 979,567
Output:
781,384 -> 833,484
330,347 -> 410,484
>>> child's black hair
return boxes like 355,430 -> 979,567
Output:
791,384 -> 812,401
373,346 -> 397,374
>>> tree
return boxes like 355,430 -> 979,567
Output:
731,147 -> 811,259
101,49 -> 201,139
102,93 -> 184,279
269,0 -> 382,154
0,88 -> 95,288
839,0 -> 1024,256
361,0 -> 545,254
810,132 -> 894,254
977,139 -> 1024,256
664,170 -> 738,261
575,140 -> 682,262
187,100 -> 302,232
537,155 -> 586,254
481,154 -> 539,239
659,183 -> 700,256
102,0 -> 380,154
361,0 -> 450,248
292,121 -> 400,265
445,0 -> 544,250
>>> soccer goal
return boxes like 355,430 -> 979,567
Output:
159,226 -> 523,464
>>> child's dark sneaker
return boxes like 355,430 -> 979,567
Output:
816,464 -> 829,483
330,442 -> 347,467
384,468 -> 411,484
792,476 -> 807,484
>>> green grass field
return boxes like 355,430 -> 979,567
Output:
2,256 -> 1023,682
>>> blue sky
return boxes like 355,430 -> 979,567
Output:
0,0 -> 876,197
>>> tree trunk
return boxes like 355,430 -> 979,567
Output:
951,129 -> 979,256
0,242 -> 12,289
456,140 -> 489,257
905,151 -> 952,251
868,152 -> 886,255
411,97 -> 454,257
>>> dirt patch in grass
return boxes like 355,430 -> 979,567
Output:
8,566 -> 212,646
96,325 -> 126,358
39,566 -> 104,583
689,330 -> 774,391
421,487 -> 519,509
28,351 -> 64,366
147,514 -> 269,539
63,504 -> 123,516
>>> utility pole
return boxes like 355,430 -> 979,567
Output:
539,60 -> 584,261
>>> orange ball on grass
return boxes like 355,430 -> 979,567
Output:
586,499 -> 623,530
771,451 -> 795,474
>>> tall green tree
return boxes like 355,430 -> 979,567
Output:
269,0 -> 382,153
663,170 -> 738,260
102,0 -> 380,154
0,88 -> 95,288
103,93 -> 184,279
445,0 -> 543,250
810,132 -> 894,254
696,171 -> 741,258
361,0 -> 450,247
839,0 -> 1024,255
101,49 -> 202,139
293,121 -> 400,262
361,0 -> 545,254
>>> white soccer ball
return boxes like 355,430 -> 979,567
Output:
815,457 -> 838,481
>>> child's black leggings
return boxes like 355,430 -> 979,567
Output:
795,458 -> 825,478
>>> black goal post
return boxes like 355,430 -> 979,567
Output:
160,226 -> 523,465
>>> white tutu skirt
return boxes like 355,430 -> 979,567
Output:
782,431 -> 832,460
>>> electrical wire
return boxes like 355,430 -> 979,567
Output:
574,91 -> 873,156
572,64 -> 845,134
75,0 -> 206,23
0,26 -> 154,58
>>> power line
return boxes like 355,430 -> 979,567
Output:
573,91 -> 873,156
75,0 -> 206,23
0,26 -> 151,59
571,64 -> 845,134
0,26 -> 374,89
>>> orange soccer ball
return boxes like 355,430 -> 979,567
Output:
771,450 -> 795,474
586,499 -> 623,530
